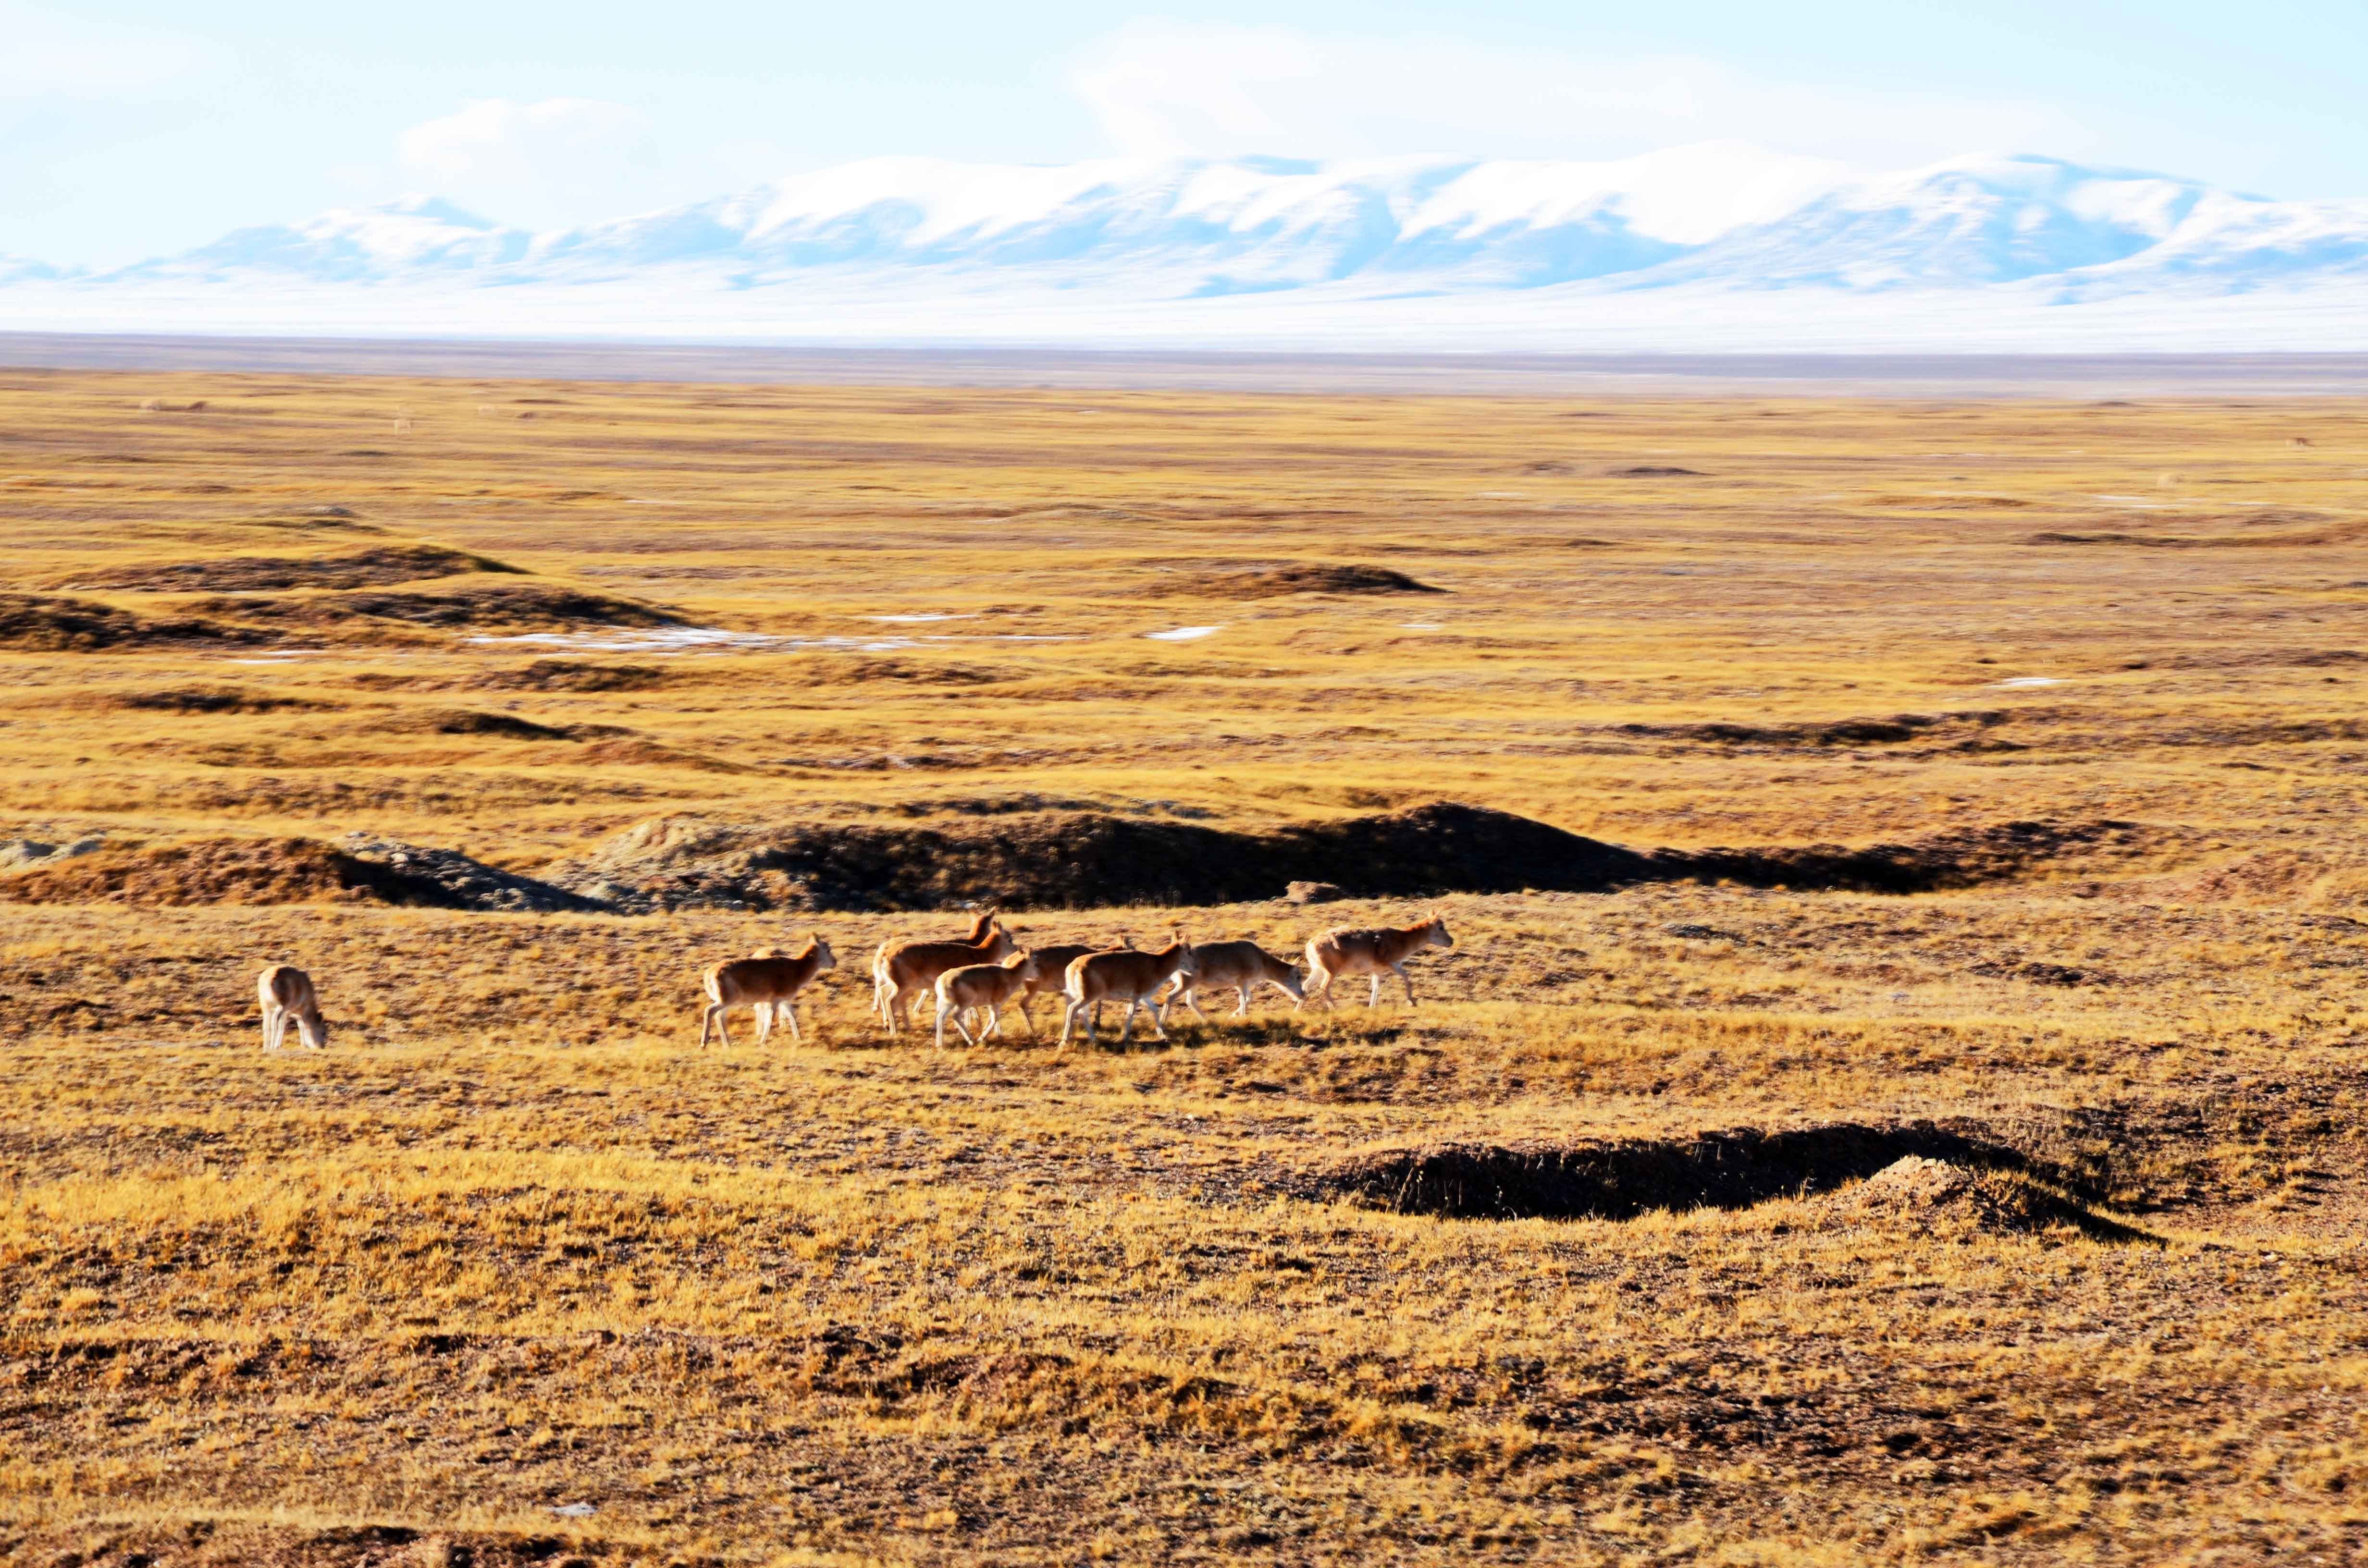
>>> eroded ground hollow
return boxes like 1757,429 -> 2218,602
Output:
1312,1120 -> 2145,1234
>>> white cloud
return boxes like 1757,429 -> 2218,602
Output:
1069,24 -> 2094,169
397,98 -> 658,227
0,1 -> 220,98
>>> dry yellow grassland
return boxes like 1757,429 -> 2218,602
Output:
1,369 -> 2365,1565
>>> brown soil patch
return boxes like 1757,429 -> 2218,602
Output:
2,1521 -> 604,1568
2161,849 -> 2333,905
574,736 -> 745,772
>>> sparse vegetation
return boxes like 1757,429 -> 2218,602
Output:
1,369 -> 2365,1564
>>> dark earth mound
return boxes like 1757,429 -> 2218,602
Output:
337,834 -> 608,913
2028,513 -> 2368,550
0,836 -> 430,908
1168,564 -> 1444,598
1311,1124 -> 2150,1236
472,659 -> 673,692
1314,1122 -> 2019,1219
1609,465 -> 1703,477
1665,818 -> 2146,894
803,656 -> 1010,685
2,807 -> 2144,915
547,802 -> 2145,913
1621,711 -> 2008,748
372,707 -> 580,741
0,593 -> 275,652
108,685 -> 339,714
1317,1122 -> 2012,1218
190,583 -> 682,633
57,544 -> 522,592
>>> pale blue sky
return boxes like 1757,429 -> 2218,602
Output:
9,0 -> 2365,266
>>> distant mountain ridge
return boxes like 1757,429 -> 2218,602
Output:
12,144 -> 2368,348
43,146 -> 2368,295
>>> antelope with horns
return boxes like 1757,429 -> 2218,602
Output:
934,950 -> 1042,1048
1305,915 -> 1453,1009
1061,934 -> 1197,1047
1161,938 -> 1305,1023
873,911 -> 1017,1035
258,965 -> 329,1051
700,936 -> 835,1046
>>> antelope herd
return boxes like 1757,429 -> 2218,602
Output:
252,911 -> 1456,1052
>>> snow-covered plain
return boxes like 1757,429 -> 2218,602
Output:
10,146 -> 2368,349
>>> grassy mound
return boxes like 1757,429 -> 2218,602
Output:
472,659 -> 674,692
0,836 -> 422,907
1166,563 -> 1444,598
549,801 -> 2142,913
0,593 -> 273,652
58,544 -> 522,592
190,583 -> 682,633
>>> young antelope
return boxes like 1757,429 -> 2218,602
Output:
1305,915 -> 1453,1009
699,935 -> 835,1046
934,950 -> 1042,1047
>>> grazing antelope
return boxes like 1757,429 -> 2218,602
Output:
700,936 -> 835,1046
872,912 -> 1018,1035
1061,934 -> 1197,1046
1013,935 -> 1132,1037
934,950 -> 1042,1048
258,965 -> 328,1051
1162,939 -> 1305,1022
1305,915 -> 1454,1009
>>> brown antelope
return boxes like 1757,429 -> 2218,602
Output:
1306,915 -> 1453,1009
1061,934 -> 1197,1046
1162,939 -> 1305,1022
934,950 -> 1042,1047
873,911 -> 1018,1035
1013,934 -> 1133,1037
258,965 -> 328,1051
699,936 -> 835,1046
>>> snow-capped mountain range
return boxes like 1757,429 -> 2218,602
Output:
11,144 -> 2368,348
